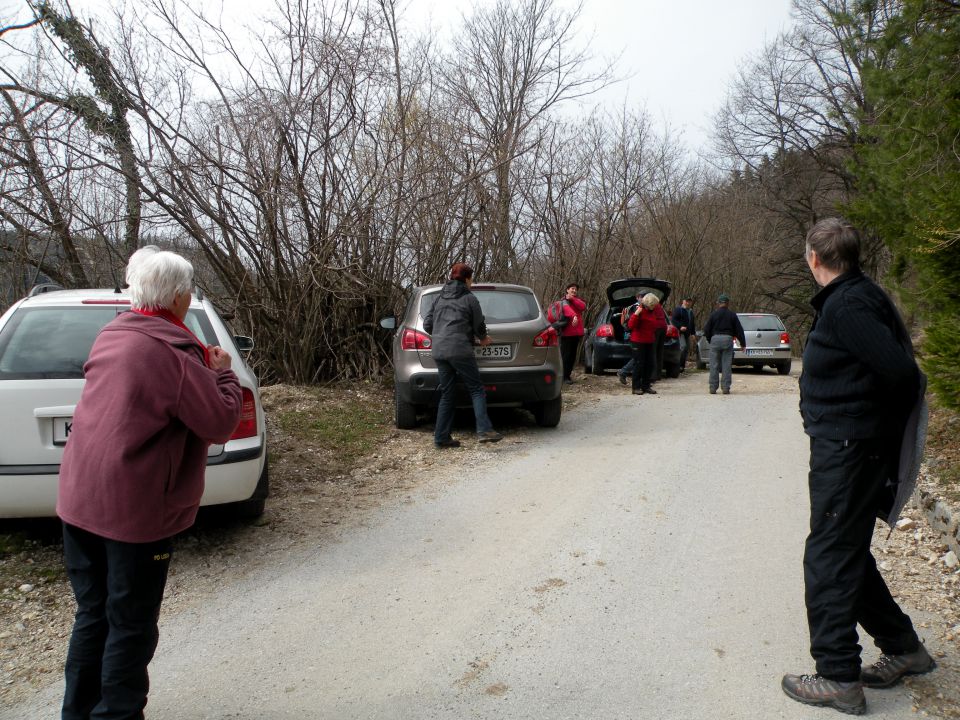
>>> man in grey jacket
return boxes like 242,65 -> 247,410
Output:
423,263 -> 503,448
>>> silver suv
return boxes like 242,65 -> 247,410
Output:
0,287 -> 268,518
380,283 -> 563,429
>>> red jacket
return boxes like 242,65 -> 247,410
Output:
627,305 -> 665,343
560,296 -> 587,337
57,312 -> 243,543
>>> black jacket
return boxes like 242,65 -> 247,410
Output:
703,307 -> 746,348
423,280 -> 487,360
670,305 -> 695,336
799,270 -> 919,440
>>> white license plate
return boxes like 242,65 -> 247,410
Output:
747,349 -> 774,357
53,417 -> 74,446
475,344 -> 512,360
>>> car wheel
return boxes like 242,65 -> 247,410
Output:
395,390 -> 418,429
777,360 -> 792,375
227,458 -> 269,519
532,395 -> 562,427
666,362 -> 681,379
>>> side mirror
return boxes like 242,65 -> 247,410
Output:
379,316 -> 397,330
234,336 -> 255,355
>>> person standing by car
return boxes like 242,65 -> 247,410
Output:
671,296 -> 696,369
626,293 -> 664,395
56,250 -> 243,720
781,218 -> 933,715
423,263 -> 504,447
702,294 -> 746,395
557,282 -> 587,384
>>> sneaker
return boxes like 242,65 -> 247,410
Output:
434,439 -> 461,449
722,389 -> 730,394
643,387 -> 657,395
781,674 -> 865,715
632,389 -> 644,395
478,430 -> 504,443
861,645 -> 935,688
709,388 -> 717,394
618,373 -> 627,385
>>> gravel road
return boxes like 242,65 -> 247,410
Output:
1,369 -> 942,718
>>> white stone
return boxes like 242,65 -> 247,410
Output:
17,584 -> 33,593
896,518 -> 916,531
944,551 -> 959,569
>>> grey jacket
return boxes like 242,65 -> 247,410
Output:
423,280 -> 487,360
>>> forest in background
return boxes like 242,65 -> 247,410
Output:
1,0 -> 957,408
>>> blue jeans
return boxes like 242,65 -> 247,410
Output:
434,355 -> 493,443
62,523 -> 172,720
709,334 -> 734,391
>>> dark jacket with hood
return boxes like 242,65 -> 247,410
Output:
800,269 -> 919,441
423,280 -> 487,360
57,312 -> 243,543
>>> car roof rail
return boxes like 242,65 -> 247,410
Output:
28,283 -> 65,297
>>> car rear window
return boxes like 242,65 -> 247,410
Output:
738,314 -> 785,332
0,306 -> 217,380
419,289 -> 540,323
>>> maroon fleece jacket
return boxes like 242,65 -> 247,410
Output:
57,312 -> 243,543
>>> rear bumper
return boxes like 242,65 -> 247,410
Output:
399,367 -> 561,407
0,438 -> 265,518
733,348 -> 792,365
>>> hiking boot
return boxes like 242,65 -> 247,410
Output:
435,439 -> 461,449
781,674 -> 865,715
643,387 -> 657,395
632,389 -> 644,395
709,388 -> 717,394
478,430 -> 503,443
861,645 -> 936,688
618,373 -> 627,385
722,388 -> 730,395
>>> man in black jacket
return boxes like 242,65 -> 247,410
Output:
671,297 -> 696,369
781,218 -> 934,715
702,294 -> 746,394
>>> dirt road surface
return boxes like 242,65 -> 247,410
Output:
2,369 -> 952,718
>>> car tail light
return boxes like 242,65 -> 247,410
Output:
665,324 -> 679,338
533,327 -> 559,347
596,323 -> 614,338
230,388 -> 258,440
401,328 -> 432,350
780,332 -> 790,345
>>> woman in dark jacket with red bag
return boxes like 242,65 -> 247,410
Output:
627,293 -> 666,395
57,250 -> 242,720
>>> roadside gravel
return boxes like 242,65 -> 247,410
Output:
1,369 -> 958,716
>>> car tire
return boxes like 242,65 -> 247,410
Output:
777,360 -> 792,375
227,458 -> 269,519
666,362 -> 681,379
395,391 -> 418,429
531,395 -> 562,428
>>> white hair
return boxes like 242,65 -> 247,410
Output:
124,245 -> 161,286
128,251 -> 194,310
641,293 -> 660,309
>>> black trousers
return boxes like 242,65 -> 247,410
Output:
804,437 -> 920,681
560,335 -> 582,380
62,523 -> 172,720
630,341 -> 654,391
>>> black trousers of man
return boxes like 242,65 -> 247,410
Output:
560,335 -> 582,381
804,436 -> 921,682
62,523 -> 172,720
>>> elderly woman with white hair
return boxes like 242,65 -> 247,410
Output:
626,292 -> 666,395
57,250 -> 242,720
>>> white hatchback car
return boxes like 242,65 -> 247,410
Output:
0,287 -> 268,518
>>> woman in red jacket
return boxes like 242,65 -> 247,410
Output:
627,293 -> 666,395
57,250 -> 242,720
558,282 -> 587,383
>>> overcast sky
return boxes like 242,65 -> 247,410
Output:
3,0 -> 795,152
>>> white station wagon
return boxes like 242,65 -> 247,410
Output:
0,287 -> 268,518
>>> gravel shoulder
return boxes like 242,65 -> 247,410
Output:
1,367 -> 958,716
